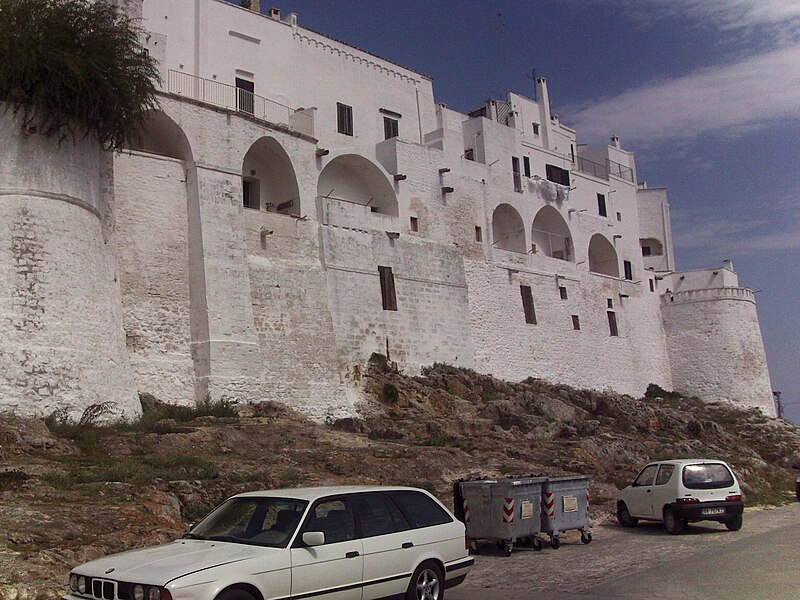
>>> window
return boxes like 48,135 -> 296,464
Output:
389,491 -> 452,528
306,499 -> 355,544
623,260 -> 633,281
607,311 -> 619,336
383,116 -> 399,140
474,225 -> 482,242
633,464 -> 658,487
242,179 -> 257,209
571,315 -> 580,330
545,164 -> 570,186
570,144 -> 575,163
655,465 -> 675,486
649,279 -> 655,292
512,157 -> 523,192
409,216 -> 418,232
352,494 -> 410,538
235,77 -> 255,114
642,245 -> 652,257
523,156 -> 531,178
607,298 -> 613,309
559,286 -> 568,300
616,211 -> 622,222
378,266 -> 397,311
520,285 -> 536,325
532,122 -> 540,136
464,148 -> 475,161
337,102 -> 353,136
597,193 -> 607,217
682,463 -> 735,490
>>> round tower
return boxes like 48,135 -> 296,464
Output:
0,107 -> 140,420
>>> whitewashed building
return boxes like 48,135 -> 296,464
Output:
0,0 -> 775,419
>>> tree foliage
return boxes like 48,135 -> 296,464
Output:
0,0 -> 159,150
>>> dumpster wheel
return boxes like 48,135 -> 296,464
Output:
532,536 -> 543,551
550,535 -> 560,549
581,531 -> 592,544
503,542 -> 513,556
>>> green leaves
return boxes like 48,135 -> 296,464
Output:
0,0 -> 159,150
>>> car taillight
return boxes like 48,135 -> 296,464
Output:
726,494 -> 742,502
676,497 -> 700,504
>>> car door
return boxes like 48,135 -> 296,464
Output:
627,464 -> 658,518
354,493 -> 416,600
651,463 -> 677,515
290,497 -> 363,600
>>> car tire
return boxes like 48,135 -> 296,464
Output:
407,560 -> 445,600
725,514 -> 743,531
216,589 -> 256,600
616,502 -> 638,527
664,507 -> 684,535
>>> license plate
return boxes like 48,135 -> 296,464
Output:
701,507 -> 725,515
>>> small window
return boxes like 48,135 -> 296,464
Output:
532,123 -> 540,136
389,491 -> 452,528
633,465 -> 658,487
623,260 -> 633,281
512,157 -> 523,192
409,216 -> 419,232
607,311 -> 619,336
616,212 -> 622,222
597,193 -> 607,217
571,315 -> 580,330
474,226 -> 483,242
337,102 -> 353,136
570,144 -> 575,163
642,245 -> 652,257
559,286 -> 568,300
523,156 -> 531,178
649,279 -> 655,292
464,148 -> 475,161
520,285 -> 536,325
607,298 -> 613,309
235,77 -> 255,115
682,463 -> 735,490
352,493 -> 410,538
655,465 -> 675,486
383,116 -> 399,140
378,266 -> 397,311
306,499 -> 355,544
545,164 -> 570,186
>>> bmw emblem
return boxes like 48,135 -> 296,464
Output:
105,568 -> 115,574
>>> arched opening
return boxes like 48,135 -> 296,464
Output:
127,110 -> 192,161
242,137 -> 301,215
491,204 -> 526,253
531,205 -> 573,261
317,154 -> 398,216
588,234 -> 620,277
640,237 -> 664,257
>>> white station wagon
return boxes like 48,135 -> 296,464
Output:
64,486 -> 473,600
617,459 -> 744,535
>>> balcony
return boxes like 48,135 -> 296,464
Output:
164,70 -> 314,137
316,196 -> 399,232
576,155 -> 634,183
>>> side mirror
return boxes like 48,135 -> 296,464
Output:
302,531 -> 325,547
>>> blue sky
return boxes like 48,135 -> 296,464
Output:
233,0 -> 800,423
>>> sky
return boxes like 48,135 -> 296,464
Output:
232,0 -> 800,423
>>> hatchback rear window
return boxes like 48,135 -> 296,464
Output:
682,463 -> 734,489
389,491 -> 453,528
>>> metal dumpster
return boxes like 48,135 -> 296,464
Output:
540,475 -> 592,548
455,476 -> 547,555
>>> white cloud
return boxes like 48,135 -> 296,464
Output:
563,44 -> 800,145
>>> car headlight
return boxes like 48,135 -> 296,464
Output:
147,586 -> 170,600
69,574 -> 78,592
77,576 -> 87,594
133,585 -> 145,600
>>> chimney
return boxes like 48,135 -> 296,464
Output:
535,77 -> 552,149
611,135 -> 621,148
269,7 -> 281,20
722,259 -> 734,271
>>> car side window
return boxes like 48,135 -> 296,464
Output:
389,491 -> 453,528
633,465 -> 658,487
352,493 -> 410,538
655,464 -> 675,486
306,499 -> 355,544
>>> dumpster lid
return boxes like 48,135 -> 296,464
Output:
546,475 -> 590,482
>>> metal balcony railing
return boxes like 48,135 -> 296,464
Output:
575,155 -> 635,183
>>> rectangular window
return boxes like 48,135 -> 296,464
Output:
383,116 -> 399,140
242,179 -> 255,209
337,102 -> 353,136
570,144 -> 575,163
235,77 -> 255,114
607,311 -> 619,336
597,193 -> 607,217
559,286 -> 568,300
545,164 -> 570,186
649,279 -> 655,292
616,211 -> 622,222
464,148 -> 475,161
607,298 -> 613,309
571,315 -> 581,330
623,260 -> 633,280
409,216 -> 418,232
642,245 -> 652,256
523,156 -> 531,178
532,123 -> 540,135
512,157 -> 523,192
520,285 -> 536,325
378,266 -> 397,311
474,225 -> 482,242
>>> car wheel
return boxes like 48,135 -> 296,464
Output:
664,507 -> 684,535
216,589 -> 256,600
407,561 -> 444,600
616,502 -> 638,527
725,514 -> 743,531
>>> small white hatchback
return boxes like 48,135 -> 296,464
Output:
617,459 -> 744,535
63,486 -> 473,600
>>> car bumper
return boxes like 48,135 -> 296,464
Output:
671,500 -> 743,522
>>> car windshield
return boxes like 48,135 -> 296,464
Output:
682,463 -> 735,490
187,497 -> 308,547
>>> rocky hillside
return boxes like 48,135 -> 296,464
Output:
1,358 -> 798,597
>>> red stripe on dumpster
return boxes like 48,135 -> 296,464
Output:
503,497 -> 514,523
463,498 -> 470,522
543,492 -> 555,517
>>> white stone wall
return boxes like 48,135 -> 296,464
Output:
0,109 -> 140,419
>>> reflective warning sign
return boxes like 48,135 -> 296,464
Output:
563,495 -> 578,513
521,500 -> 533,519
